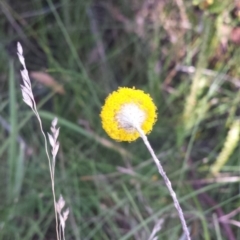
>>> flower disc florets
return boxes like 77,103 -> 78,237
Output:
100,87 -> 157,142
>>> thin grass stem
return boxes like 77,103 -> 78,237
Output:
17,42 -> 60,240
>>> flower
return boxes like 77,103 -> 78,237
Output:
100,87 -> 157,141
100,88 -> 191,240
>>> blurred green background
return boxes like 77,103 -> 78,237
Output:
0,0 -> 240,239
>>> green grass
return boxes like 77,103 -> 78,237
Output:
0,0 -> 240,239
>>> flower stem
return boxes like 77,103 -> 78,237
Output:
136,126 -> 191,240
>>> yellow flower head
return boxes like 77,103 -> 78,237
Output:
100,87 -> 157,142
